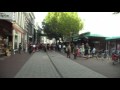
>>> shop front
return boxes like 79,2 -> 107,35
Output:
0,12 -> 25,56
12,23 -> 24,53
0,20 -> 13,56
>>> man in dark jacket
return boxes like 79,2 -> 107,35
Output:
18,43 -> 22,54
28,44 -> 33,54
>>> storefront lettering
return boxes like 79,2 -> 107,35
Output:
0,13 -> 9,18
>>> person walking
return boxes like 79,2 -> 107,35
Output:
18,43 -> 22,54
91,47 -> 96,57
33,44 -> 36,53
66,43 -> 71,58
73,45 -> 78,59
85,43 -> 89,59
81,43 -> 85,57
44,44 -> 47,52
28,44 -> 33,54
63,44 -> 66,53
77,46 -> 81,57
59,44 -> 62,52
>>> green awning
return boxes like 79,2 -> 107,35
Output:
105,36 -> 120,40
85,33 -> 106,37
79,32 -> 106,38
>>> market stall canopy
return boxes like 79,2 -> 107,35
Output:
106,36 -> 120,40
79,31 -> 107,38
84,32 -> 107,38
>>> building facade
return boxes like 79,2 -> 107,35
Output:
35,22 -> 43,44
0,12 -> 35,56
23,12 -> 35,52
0,12 -> 14,56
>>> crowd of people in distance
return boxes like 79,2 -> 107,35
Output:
27,42 -> 97,60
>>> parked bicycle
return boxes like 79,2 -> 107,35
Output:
95,50 -> 110,60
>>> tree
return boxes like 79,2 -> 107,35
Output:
42,18 -> 60,41
42,12 -> 84,42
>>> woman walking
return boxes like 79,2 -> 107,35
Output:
73,45 -> 78,59
81,43 -> 85,57
85,43 -> 90,59
66,43 -> 71,58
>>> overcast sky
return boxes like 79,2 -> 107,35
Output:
78,12 -> 120,37
34,12 -> 120,37
34,12 -> 48,27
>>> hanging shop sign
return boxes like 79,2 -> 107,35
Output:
0,12 -> 13,20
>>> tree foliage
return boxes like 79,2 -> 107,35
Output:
42,12 -> 84,41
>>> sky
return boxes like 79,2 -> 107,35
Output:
78,12 -> 120,37
34,12 -> 48,27
34,12 -> 120,37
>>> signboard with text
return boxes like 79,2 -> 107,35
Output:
0,12 -> 13,20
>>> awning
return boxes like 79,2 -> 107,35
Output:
86,34 -> 106,37
79,31 -> 108,38
105,36 -> 120,40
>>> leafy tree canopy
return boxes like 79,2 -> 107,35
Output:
42,12 -> 84,40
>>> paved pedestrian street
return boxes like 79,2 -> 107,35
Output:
0,52 -> 31,78
60,51 -> 120,78
14,51 -> 107,78
15,52 -> 61,78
